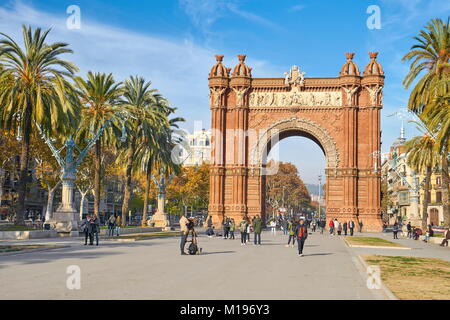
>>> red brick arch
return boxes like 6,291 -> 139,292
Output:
208,53 -> 384,231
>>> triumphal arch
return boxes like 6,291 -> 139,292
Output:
208,52 -> 384,231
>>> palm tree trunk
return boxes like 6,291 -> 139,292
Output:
15,104 -> 32,226
93,140 -> 102,218
442,152 -> 450,227
121,140 -> 135,227
142,158 -> 152,226
422,166 -> 432,231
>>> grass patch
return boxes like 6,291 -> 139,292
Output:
362,254 -> 450,300
0,244 -> 57,253
112,231 -> 179,240
0,225 -> 36,232
345,236 -> 406,248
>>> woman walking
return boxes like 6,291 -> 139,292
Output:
393,222 -> 399,239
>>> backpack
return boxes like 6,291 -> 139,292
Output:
188,242 -> 198,255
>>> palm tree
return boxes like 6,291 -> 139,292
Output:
404,120 -> 440,230
402,18 -> 450,112
74,72 -> 123,218
117,76 -> 167,226
0,26 -> 79,225
403,17 -> 450,227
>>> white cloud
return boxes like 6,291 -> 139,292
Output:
179,0 -> 281,34
290,4 -> 306,12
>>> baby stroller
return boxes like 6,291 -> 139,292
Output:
188,229 -> 202,255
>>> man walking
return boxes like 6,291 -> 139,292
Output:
329,219 -> 334,235
343,221 -> 348,236
348,220 -> 355,236
295,219 -> 308,257
253,215 -> 262,245
359,220 -> 363,233
179,214 -> 189,255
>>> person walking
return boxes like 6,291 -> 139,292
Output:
179,214 -> 189,255
348,220 -> 355,236
393,222 -> 399,239
253,215 -> 262,245
115,215 -> 122,236
240,218 -> 249,246
88,214 -> 100,246
80,214 -> 90,245
246,219 -> 252,243
222,217 -> 230,239
343,221 -> 348,236
229,218 -> 236,239
286,219 -> 296,248
407,221 -> 412,238
329,219 -> 334,235
295,218 -> 308,257
359,220 -> 363,233
107,214 -> 116,237
311,219 -> 317,232
440,228 -> 450,247
320,219 -> 325,234
270,219 -> 276,236
282,218 -> 288,235
333,218 -> 339,235
337,221 -> 342,235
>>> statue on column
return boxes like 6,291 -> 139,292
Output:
150,168 -> 174,230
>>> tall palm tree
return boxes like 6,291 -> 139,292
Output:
404,121 -> 440,230
403,17 -> 450,227
117,76 -> 167,226
0,26 -> 79,225
74,72 -> 123,218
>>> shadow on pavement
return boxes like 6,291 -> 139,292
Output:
200,250 -> 236,255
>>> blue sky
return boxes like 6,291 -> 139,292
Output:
1,0 -> 449,184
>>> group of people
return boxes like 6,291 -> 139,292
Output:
80,214 -> 100,246
328,218 -> 359,236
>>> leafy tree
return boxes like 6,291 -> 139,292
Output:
265,161 -> 311,217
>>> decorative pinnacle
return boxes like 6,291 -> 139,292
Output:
369,52 -> 379,60
215,55 -> 224,62
345,53 -> 355,60
237,54 -> 246,62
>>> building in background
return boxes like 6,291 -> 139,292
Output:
179,129 -> 211,166
382,126 -> 445,226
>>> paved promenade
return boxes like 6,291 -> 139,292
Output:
0,230 -> 386,300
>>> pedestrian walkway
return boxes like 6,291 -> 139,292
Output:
0,231 -> 383,299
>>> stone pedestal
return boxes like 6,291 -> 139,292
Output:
151,212 -> 171,231
53,207 -> 79,233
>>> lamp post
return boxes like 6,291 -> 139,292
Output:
318,175 -> 322,219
